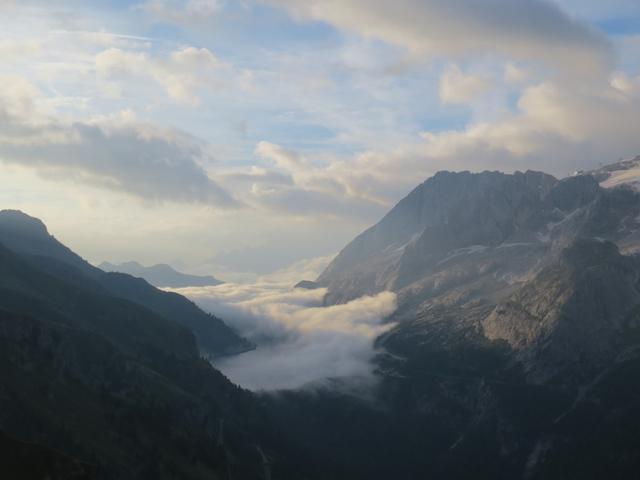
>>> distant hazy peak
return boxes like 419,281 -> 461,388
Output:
122,260 -> 143,269
294,280 -> 321,290
99,260 -> 223,288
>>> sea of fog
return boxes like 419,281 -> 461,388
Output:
170,256 -> 397,391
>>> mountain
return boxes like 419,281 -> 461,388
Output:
588,154 -> 640,189
0,222 -> 306,479
286,161 -> 640,478
318,170 -> 592,304
293,280 -> 321,290
0,429 -> 98,479
99,261 -> 223,288
482,238 -> 640,383
6,159 -> 640,479
0,210 -> 250,357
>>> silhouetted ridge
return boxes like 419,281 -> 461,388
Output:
0,210 -> 250,357
99,260 -> 223,288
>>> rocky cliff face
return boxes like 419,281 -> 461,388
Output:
318,169 -> 640,313
317,167 -> 640,386
483,239 -> 640,383
318,170 -> 563,303
292,162 -> 640,478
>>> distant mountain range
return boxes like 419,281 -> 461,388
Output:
99,260 -> 223,288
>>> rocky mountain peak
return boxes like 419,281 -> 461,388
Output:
546,174 -> 600,212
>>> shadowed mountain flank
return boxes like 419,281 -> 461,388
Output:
0,210 -> 250,357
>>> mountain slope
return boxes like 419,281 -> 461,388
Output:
317,170 -> 559,303
99,261 -> 223,288
317,169 -> 640,308
0,233 -> 301,479
0,210 -> 250,357
289,162 -> 640,479
0,429 -> 98,480
483,239 -> 640,383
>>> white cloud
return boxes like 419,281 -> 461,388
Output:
264,254 -> 335,284
0,75 -> 237,206
96,46 -> 228,106
246,140 -> 410,220
247,68 -> 640,213
173,275 -> 397,390
439,64 -> 492,104
255,141 -> 306,172
504,63 -> 530,85
142,0 -> 224,26
0,39 -> 41,61
49,30 -> 153,50
420,75 -> 640,173
611,71 -> 640,97
263,0 -> 612,75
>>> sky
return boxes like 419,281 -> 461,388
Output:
0,0 -> 639,278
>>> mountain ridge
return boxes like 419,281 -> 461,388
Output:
0,209 -> 251,357
290,158 -> 640,478
99,260 -> 224,288
317,166 -> 640,306
0,235 -> 295,479
5,158 -> 640,478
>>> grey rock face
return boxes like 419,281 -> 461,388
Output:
483,239 -> 640,383
318,170 -> 550,302
321,162 -> 640,384
317,170 -> 617,305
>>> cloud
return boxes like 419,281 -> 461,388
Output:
263,0 -> 612,75
419,74 -> 640,173
439,64 -> 492,104
0,76 -> 238,206
504,63 -> 530,85
96,46 -> 228,106
138,0 -> 225,29
0,39 -> 41,61
249,140 -> 394,219
264,254 -> 335,284
172,255 -> 395,391
50,30 -> 153,50
255,141 -> 307,172
243,67 -> 640,214
141,0 -> 224,27
173,276 -> 397,390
